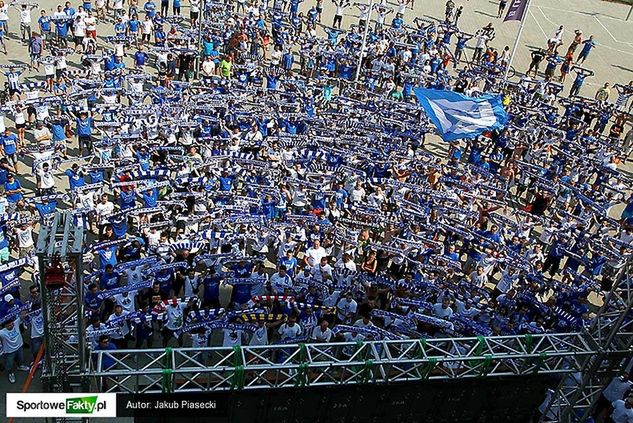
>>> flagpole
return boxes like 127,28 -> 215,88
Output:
355,0 -> 374,82
503,0 -> 532,81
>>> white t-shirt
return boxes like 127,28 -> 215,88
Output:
191,330 -> 211,348
305,246 -> 327,267
95,201 -> 114,224
278,322 -> 302,341
164,303 -> 186,330
113,291 -> 137,313
336,298 -> 357,321
222,329 -> 243,347
15,226 -> 34,248
107,312 -> 129,338
20,9 -> 32,24
0,5 -> 9,21
37,168 -> 55,189
0,325 -> 24,354
310,325 -> 332,342
84,16 -> 97,31
249,326 -> 268,345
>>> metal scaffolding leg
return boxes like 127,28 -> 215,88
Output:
36,212 -> 88,394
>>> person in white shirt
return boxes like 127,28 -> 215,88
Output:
469,266 -> 489,288
107,305 -> 130,348
113,290 -> 137,314
304,239 -> 327,268
350,181 -> 366,203
278,315 -> 302,341
313,256 -> 333,283
310,320 -> 332,343
28,308 -> 44,363
14,223 -> 34,257
353,315 -> 373,329
0,319 -> 30,383
162,297 -> 191,347
270,265 -> 293,294
18,5 -> 36,42
336,292 -> 357,323
433,297 -> 454,319
249,321 -> 269,346
95,194 -> 115,236
222,327 -> 244,347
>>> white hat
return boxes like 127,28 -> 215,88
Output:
4,294 -> 14,302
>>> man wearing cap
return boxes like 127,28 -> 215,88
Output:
0,293 -> 24,320
0,318 -> 30,383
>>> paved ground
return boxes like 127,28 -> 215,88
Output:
0,0 -> 632,419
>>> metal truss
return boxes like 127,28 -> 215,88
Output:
541,259 -> 633,422
89,332 -> 608,393
37,212 -> 88,392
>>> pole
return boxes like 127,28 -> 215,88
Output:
627,2 -> 632,21
195,0 -> 205,80
354,0 -> 374,82
503,0 -> 532,81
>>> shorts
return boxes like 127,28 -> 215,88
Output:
87,29 -> 97,39
78,134 -> 93,150
16,122 -> 26,129
190,11 -> 199,20
5,153 -> 17,165
74,35 -> 83,44
8,88 -> 21,97
30,53 -> 41,62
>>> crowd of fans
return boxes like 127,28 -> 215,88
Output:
0,0 -> 630,411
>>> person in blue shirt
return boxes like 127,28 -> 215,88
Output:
201,269 -> 220,308
262,195 -> 276,219
142,188 -> 158,207
33,199 -> 58,222
97,245 -> 118,270
569,67 -> 594,97
278,250 -> 298,277
75,112 -> 94,155
218,171 -> 234,191
4,174 -> 23,203
576,35 -> 596,64
64,164 -> 86,190
0,129 -> 20,173
38,10 -> 52,38
114,17 -> 127,35
128,14 -> 140,42
134,46 -> 149,68
99,264 -> 121,290
118,187 -> 137,210
93,335 -> 117,371
144,0 -> 156,18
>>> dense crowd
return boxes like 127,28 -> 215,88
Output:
0,0 -> 630,410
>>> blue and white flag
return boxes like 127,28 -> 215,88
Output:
413,88 -> 508,141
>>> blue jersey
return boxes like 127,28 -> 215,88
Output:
38,16 -> 52,32
0,133 -> 18,155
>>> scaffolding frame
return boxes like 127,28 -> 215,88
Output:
89,332 -> 605,393
541,259 -> 633,422
37,212 -> 88,392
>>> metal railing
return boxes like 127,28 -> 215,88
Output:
89,333 -> 602,393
